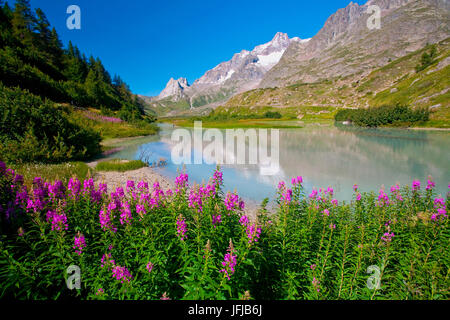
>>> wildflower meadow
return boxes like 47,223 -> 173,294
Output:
0,160 -> 448,300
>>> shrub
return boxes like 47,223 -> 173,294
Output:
263,111 -> 282,119
0,84 -> 101,163
334,104 -> 429,127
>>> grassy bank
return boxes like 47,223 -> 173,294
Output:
8,162 -> 94,186
95,159 -> 148,172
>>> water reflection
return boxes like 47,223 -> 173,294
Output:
111,124 -> 450,202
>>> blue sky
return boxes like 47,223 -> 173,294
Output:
21,0 -> 366,96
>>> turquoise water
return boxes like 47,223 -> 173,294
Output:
110,123 -> 450,203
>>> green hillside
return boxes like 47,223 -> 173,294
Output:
0,1 -> 157,163
217,39 -> 450,128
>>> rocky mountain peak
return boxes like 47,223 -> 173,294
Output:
158,77 -> 189,100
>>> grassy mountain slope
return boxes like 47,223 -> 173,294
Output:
217,39 -> 449,127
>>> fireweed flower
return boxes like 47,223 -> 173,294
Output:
356,193 -> 362,201
225,192 -> 243,211
175,173 -> 189,192
99,206 -> 117,233
50,211 -> 68,232
381,232 -> 395,243
212,169 -> 223,186
310,264 -> 317,270
176,215 -> 187,240
426,179 -> 435,191
83,179 -> 95,196
96,288 -> 104,295
188,188 -> 204,213
119,201 -> 132,226
326,186 -> 334,197
331,199 -> 338,206
116,187 -> 125,199
219,244 -> 237,280
68,177 -> 81,199
111,265 -> 133,283
353,184 -> 359,192
73,233 -> 86,255
137,180 -> 149,192
377,189 -> 390,207
281,189 -> 293,205
15,186 -> 29,210
126,180 -> 135,193
312,277 -> 320,292
245,223 -> 262,244
136,204 -> 146,217
98,183 -> 108,194
291,176 -> 303,186
212,214 -> 222,227
48,180 -> 66,200
431,197 -> 448,221
309,188 -> 318,199
239,215 -> 249,226
146,261 -> 154,273
412,180 -> 421,192
322,209 -> 330,217
278,181 -> 286,190
329,223 -> 336,230
100,253 -> 115,268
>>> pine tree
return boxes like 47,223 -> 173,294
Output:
11,0 -> 35,46
34,8 -> 52,50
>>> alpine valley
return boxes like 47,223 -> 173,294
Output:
144,0 -> 450,126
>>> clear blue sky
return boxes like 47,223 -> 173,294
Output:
20,0 -> 366,96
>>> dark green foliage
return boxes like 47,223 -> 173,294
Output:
335,104 -> 429,127
0,85 -> 101,163
263,111 -> 282,119
416,44 -> 438,73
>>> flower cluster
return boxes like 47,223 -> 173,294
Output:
212,214 -> 222,227
239,215 -> 261,244
281,188 -> 293,205
376,189 -> 390,207
176,215 -> 187,241
431,197 -> 447,221
175,173 -> 189,192
426,178 -> 436,191
111,265 -> 133,283
412,180 -> 421,192
212,169 -> 223,186
291,176 -> 303,186
224,192 -> 244,211
99,205 -> 117,233
219,243 -> 237,280
47,210 -> 68,232
73,233 -> 86,255
119,201 -> 132,226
